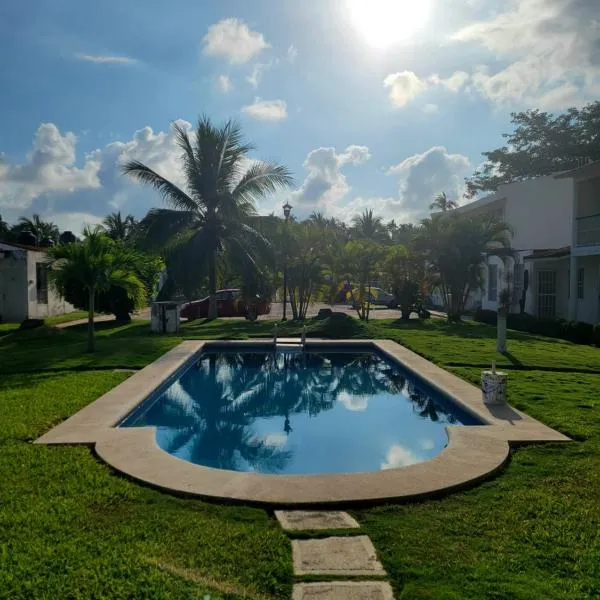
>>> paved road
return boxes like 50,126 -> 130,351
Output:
262,302 -> 402,320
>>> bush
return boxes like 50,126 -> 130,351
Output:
473,308 -> 597,346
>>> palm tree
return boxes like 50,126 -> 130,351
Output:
416,213 -> 512,321
122,117 -> 294,319
102,212 -> 137,241
351,209 -> 388,242
47,227 -> 146,351
0,214 -> 8,241
17,214 -> 59,245
429,192 -> 458,213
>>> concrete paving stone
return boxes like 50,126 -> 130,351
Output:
275,510 -> 360,531
292,536 -> 386,576
292,581 -> 395,600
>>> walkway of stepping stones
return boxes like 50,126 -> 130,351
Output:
275,511 -> 395,600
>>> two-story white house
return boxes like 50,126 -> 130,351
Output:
0,241 -> 74,322
456,161 -> 600,325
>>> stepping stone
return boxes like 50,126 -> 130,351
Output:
275,510 -> 360,531
293,581 -> 395,600
292,536 -> 386,576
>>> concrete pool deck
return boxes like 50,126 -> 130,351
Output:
35,339 -> 571,506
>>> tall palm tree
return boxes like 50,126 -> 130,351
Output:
122,117 -> 294,319
47,227 -> 146,351
351,209 -> 387,242
429,192 -> 458,213
102,211 -> 137,241
17,214 -> 59,245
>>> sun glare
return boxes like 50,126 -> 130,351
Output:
348,0 -> 431,48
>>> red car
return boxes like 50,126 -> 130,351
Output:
180,289 -> 271,321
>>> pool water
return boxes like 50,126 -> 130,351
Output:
121,348 -> 482,475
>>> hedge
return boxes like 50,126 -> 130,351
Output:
474,309 -> 599,347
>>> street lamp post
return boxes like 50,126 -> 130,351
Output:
282,202 -> 292,321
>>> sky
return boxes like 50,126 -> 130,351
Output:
0,0 -> 598,233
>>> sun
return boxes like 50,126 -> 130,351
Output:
347,0 -> 431,48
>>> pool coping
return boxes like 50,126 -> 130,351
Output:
35,339 -> 571,506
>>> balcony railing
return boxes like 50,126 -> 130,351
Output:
576,213 -> 600,246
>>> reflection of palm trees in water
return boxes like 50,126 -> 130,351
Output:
406,381 -> 458,424
137,349 -> 454,473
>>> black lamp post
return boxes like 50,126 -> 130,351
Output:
282,202 -> 292,321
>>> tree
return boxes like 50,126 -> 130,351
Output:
123,117 -> 293,319
351,209 -> 388,242
342,239 -> 385,321
16,214 -> 59,245
383,244 -> 427,320
0,214 -> 8,241
59,231 -> 77,244
47,227 -> 146,351
466,102 -> 600,197
429,192 -> 457,212
416,213 -> 512,322
102,212 -> 137,241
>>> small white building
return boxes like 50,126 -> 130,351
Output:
0,242 -> 74,322
457,163 -> 600,325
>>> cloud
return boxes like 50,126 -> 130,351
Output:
242,98 -> 288,121
0,123 -> 101,209
452,0 -> 600,108
263,432 -> 288,448
0,120 -> 193,230
336,196 -> 412,223
216,74 -> 234,93
337,391 -> 368,412
422,103 -> 439,114
384,71 -> 470,108
291,144 -> 371,211
381,444 -> 420,470
75,53 -> 137,65
384,71 -> 427,107
203,18 -> 269,64
388,146 -> 471,216
287,45 -> 298,63
246,62 -> 271,89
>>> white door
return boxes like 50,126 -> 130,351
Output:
537,270 -> 557,318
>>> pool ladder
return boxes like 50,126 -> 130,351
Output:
274,324 -> 306,352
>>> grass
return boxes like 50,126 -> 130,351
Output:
0,315 -> 599,598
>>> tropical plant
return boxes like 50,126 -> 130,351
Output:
0,214 -> 9,241
383,244 -> 427,320
16,214 -> 59,245
102,212 -> 137,241
122,117 -> 294,319
429,192 -> 458,213
416,213 -> 513,322
351,209 -> 388,242
47,227 -> 146,351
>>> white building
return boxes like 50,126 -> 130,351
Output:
456,162 -> 600,325
0,242 -> 74,322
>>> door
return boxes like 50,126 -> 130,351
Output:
537,270 -> 557,318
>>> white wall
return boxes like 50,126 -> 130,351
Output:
0,247 -> 28,321
26,250 -> 74,319
498,175 -> 573,250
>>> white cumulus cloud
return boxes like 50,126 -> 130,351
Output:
203,18 -> 269,64
384,71 -> 428,107
381,444 -> 421,470
242,98 -> 288,121
216,74 -> 234,93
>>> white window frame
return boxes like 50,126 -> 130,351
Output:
537,270 -> 556,318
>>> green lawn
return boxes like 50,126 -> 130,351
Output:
0,316 -> 599,598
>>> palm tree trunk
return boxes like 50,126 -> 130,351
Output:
208,249 -> 217,320
87,288 -> 95,353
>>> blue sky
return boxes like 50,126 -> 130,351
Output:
1,0 -> 598,233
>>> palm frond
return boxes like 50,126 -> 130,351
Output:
121,160 -> 198,213
232,161 -> 295,205
137,208 -> 198,251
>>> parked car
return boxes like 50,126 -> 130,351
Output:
350,287 -> 396,308
180,289 -> 271,321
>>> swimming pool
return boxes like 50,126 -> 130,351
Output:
120,347 -> 482,475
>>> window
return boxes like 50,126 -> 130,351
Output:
537,270 -> 556,318
487,264 -> 498,301
36,263 -> 48,304
577,267 -> 584,299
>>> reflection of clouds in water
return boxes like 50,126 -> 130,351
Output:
264,432 -> 288,448
381,444 -> 420,470
337,391 -> 368,412
419,439 -> 434,451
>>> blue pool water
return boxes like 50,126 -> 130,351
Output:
121,348 -> 481,475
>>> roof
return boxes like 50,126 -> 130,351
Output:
554,159 -> 600,180
453,192 -> 506,214
0,241 -> 48,252
523,246 -> 570,260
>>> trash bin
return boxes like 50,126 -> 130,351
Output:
151,301 -> 181,334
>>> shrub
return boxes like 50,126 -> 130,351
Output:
474,309 -> 597,346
